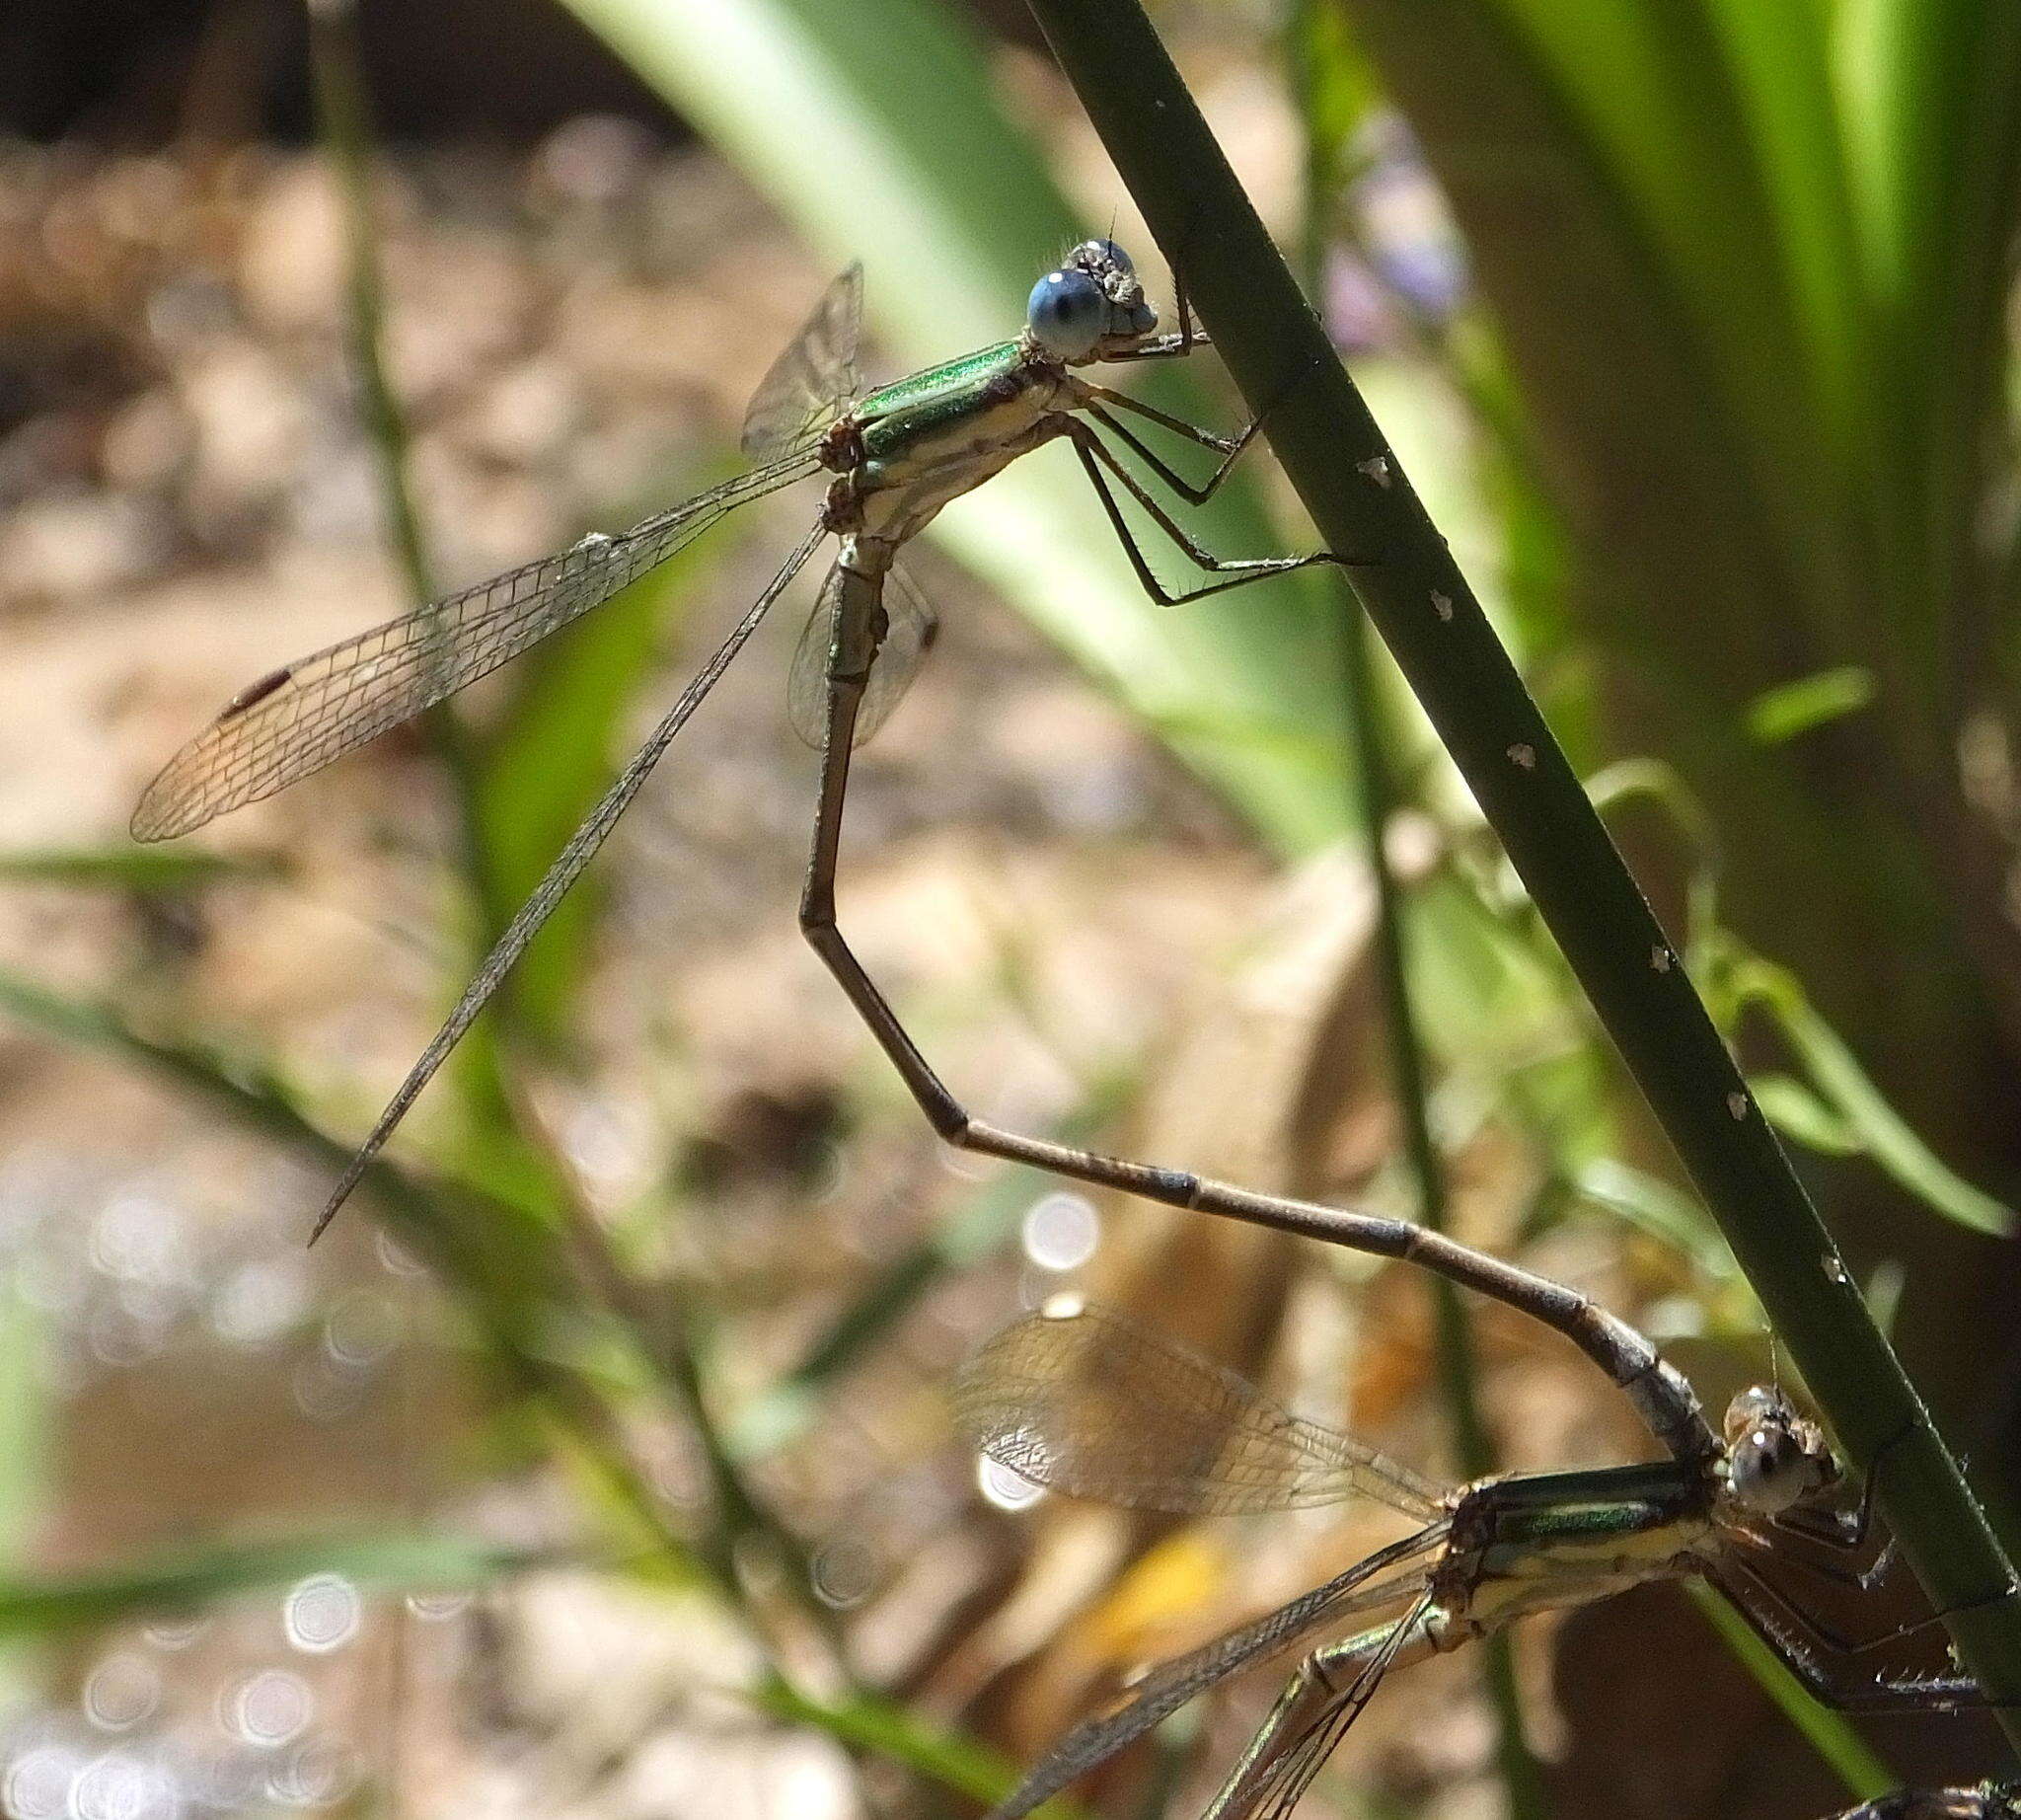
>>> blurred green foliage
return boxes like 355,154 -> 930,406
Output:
3,0 -> 2019,1811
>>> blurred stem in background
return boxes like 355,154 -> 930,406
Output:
303,0 -> 500,950
1289,3 -> 1543,1814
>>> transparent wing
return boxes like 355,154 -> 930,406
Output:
953,1304 -> 1444,1519
131,451 -> 819,842
304,522 -> 827,1244
1246,1585 -> 1437,1820
786,559 -> 938,748
984,1524 -> 1448,1820
741,263 -> 863,462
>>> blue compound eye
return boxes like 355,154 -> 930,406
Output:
1027,266 -> 1108,359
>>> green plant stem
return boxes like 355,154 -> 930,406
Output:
1339,636 -> 1484,1445
1289,9 -> 1539,1811
1351,518 -> 1556,1820
1024,0 -> 2021,1745
1348,597 -> 1552,1806
1687,1583 -> 1895,1804
560,1191 -> 850,1658
303,0 -> 512,957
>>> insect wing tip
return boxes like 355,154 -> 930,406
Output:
128,786 -> 191,844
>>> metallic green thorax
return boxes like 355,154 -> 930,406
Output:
856,341 -> 1027,459
1443,1461 -> 1714,1638
1468,1459 -> 1706,1552
834,338 -> 1071,556
857,339 -> 1024,415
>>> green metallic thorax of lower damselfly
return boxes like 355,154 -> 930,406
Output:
1436,1460 -> 1716,1643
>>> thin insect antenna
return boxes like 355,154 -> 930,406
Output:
1769,1331 -> 1785,1396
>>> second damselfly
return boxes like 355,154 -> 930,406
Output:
956,1297 -> 1990,1820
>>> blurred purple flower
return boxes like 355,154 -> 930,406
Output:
1318,114 -> 1470,349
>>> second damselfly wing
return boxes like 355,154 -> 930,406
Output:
954,1297 -> 1443,1518
739,261 -> 863,464
786,556 -> 936,748
954,1298 -> 1452,1819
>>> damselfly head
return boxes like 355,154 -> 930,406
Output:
1722,1384 -> 1838,1515
1026,240 -> 1158,362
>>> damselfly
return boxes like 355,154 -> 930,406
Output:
131,240 -> 1350,1241
955,1298 -> 1988,1820
1831,1785 -> 2020,1820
